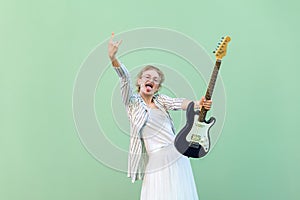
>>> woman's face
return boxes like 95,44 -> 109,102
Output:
138,69 -> 161,96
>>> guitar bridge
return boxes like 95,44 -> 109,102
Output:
189,142 -> 200,149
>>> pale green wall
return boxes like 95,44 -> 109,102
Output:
1,0 -> 299,199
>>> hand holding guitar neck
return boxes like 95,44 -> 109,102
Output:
199,96 -> 212,111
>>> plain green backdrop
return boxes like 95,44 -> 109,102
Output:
1,0 -> 299,199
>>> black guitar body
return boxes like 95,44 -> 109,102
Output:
174,101 -> 215,158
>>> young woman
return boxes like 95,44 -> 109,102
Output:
108,33 -> 212,200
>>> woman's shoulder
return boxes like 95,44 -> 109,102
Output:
128,93 -> 144,105
155,93 -> 171,101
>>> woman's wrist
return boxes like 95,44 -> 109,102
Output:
111,57 -> 120,67
109,55 -> 116,61
194,100 -> 201,109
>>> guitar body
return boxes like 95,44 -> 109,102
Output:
175,102 -> 216,158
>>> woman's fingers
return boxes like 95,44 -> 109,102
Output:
116,39 -> 122,47
109,32 -> 114,43
108,32 -> 123,61
199,97 -> 212,110
199,96 -> 205,106
109,32 -> 122,47
203,100 -> 212,110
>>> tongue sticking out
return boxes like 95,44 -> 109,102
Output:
146,86 -> 152,92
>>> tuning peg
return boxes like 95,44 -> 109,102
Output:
221,36 -> 224,39
213,51 -> 216,53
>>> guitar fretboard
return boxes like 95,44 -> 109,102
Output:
198,60 -> 221,122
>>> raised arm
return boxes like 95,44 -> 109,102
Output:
108,33 -> 133,106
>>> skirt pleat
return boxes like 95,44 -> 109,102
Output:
140,145 -> 199,200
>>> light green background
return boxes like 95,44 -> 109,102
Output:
1,0 -> 299,200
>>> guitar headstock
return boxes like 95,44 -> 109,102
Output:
213,36 -> 231,60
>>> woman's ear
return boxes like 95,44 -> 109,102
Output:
137,78 -> 142,86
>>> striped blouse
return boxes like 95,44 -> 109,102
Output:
114,63 -> 185,183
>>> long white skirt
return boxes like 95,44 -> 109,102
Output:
140,144 -> 199,200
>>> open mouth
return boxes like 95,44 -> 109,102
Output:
145,83 -> 153,91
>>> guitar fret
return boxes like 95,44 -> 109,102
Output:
198,60 -> 221,122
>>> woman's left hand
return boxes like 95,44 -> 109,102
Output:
200,96 -> 212,110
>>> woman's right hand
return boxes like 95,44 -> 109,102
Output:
108,32 -> 122,61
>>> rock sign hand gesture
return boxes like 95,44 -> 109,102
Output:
108,32 -> 122,62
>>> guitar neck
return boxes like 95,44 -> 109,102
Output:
198,60 -> 222,122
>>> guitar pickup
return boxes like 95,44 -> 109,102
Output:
191,134 -> 201,142
189,142 -> 200,149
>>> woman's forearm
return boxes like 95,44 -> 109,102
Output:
113,63 -> 133,106
181,99 -> 201,110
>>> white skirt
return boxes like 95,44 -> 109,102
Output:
140,144 -> 199,200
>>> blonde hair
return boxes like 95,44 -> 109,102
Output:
135,65 -> 165,92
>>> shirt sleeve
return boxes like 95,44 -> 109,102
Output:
114,63 -> 133,106
157,94 -> 186,110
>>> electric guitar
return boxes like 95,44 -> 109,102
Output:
174,36 -> 231,158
